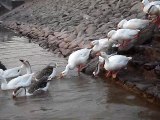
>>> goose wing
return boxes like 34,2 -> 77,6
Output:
125,19 -> 150,29
28,76 -> 48,94
7,74 -> 33,88
2,66 -> 22,79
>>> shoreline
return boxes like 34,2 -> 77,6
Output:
1,0 -> 160,106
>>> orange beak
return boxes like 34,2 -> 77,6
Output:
57,73 -> 64,79
88,43 -> 94,48
96,52 -> 101,56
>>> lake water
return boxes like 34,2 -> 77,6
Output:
0,25 -> 160,120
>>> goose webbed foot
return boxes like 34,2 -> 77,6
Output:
105,71 -> 112,78
119,40 -> 131,49
77,64 -> 86,75
112,71 -> 119,79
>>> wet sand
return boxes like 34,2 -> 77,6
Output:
0,26 -> 160,120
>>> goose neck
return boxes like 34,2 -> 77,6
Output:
63,64 -> 70,76
48,68 -> 57,80
0,76 -> 7,90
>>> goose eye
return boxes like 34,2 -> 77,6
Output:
18,70 -> 20,72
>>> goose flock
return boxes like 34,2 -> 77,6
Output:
0,60 -> 57,98
0,0 -> 160,98
60,0 -> 160,78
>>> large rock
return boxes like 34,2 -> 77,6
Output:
64,32 -> 77,42
59,48 -> 72,57
43,27 -> 50,37
130,2 -> 143,14
85,24 -> 97,35
76,23 -> 86,33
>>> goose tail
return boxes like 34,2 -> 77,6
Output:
128,57 -> 132,60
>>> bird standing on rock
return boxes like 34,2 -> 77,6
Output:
142,0 -> 160,7
59,48 -> 92,78
107,29 -> 140,50
117,19 -> 151,30
142,0 -> 160,27
90,38 -> 115,54
99,52 -> 132,79
93,52 -> 117,77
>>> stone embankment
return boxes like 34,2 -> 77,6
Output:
0,0 -> 145,57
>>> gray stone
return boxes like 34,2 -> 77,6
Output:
59,41 -> 66,48
85,24 -> 97,35
59,48 -> 72,57
130,2 -> 143,14
48,35 -> 56,43
76,23 -> 86,33
63,32 -> 77,42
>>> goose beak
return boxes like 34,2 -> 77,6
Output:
57,73 -> 64,79
93,71 -> 97,77
12,91 -> 16,99
47,78 -> 52,82
12,95 -> 16,99
47,77 -> 52,81
55,63 -> 58,68
96,52 -> 101,56
19,59 -> 24,63
88,43 -> 94,48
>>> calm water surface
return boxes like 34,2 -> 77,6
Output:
0,25 -> 160,120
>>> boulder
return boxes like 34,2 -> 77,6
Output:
85,24 -> 97,35
43,27 -> 50,37
130,2 -> 143,14
48,35 -> 56,43
59,48 -> 72,57
64,32 -> 77,42
76,23 -> 86,33
59,41 -> 66,48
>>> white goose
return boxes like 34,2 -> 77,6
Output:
142,0 -> 160,6
12,63 -> 57,98
90,38 -> 114,53
0,60 -> 34,90
107,29 -> 140,49
0,64 -> 24,79
100,52 -> 132,78
142,0 -> 160,14
59,48 -> 92,78
142,0 -> 160,26
93,53 -> 117,76
117,19 -> 151,30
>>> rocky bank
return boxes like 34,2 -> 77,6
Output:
0,0 -> 146,57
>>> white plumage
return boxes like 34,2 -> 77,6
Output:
60,48 -> 92,77
107,29 -> 140,45
0,60 -> 34,90
117,19 -> 151,29
100,52 -> 132,78
142,0 -> 160,6
91,38 -> 114,53
0,65 -> 24,79
142,0 -> 160,15
12,64 -> 57,98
